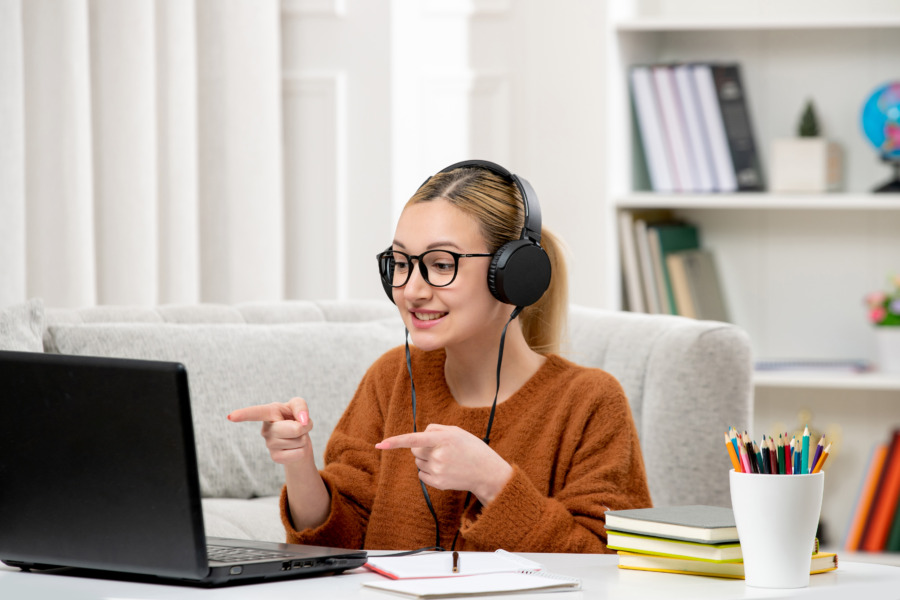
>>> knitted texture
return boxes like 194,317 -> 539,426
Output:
281,346 -> 652,553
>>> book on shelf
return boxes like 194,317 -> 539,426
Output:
648,221 -> 700,315
860,429 -> 900,552
629,65 -> 675,192
616,550 -> 838,580
634,218 -> 664,314
691,63 -> 765,192
606,530 -> 742,562
604,505 -> 739,544
630,61 -> 763,193
666,248 -> 730,322
672,63 -> 716,192
652,65 -> 696,192
618,209 -> 673,313
844,442 -> 889,551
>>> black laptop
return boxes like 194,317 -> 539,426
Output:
0,350 -> 366,586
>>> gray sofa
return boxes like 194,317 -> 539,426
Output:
1,298 -> 752,545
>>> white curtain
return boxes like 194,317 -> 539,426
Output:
0,0 -> 285,307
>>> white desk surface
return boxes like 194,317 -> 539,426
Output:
2,552 -> 899,600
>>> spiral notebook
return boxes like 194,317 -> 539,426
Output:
362,569 -> 581,598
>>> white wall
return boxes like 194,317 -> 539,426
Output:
2,0 -> 612,308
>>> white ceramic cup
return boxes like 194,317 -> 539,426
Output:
729,470 -> 824,588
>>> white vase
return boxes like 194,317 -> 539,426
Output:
875,327 -> 900,374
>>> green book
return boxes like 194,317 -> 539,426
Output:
605,505 -> 738,543
648,222 -> 699,314
886,495 -> 900,551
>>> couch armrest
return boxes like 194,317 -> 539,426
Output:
567,306 -> 752,508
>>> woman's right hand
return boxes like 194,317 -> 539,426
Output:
228,398 -> 315,465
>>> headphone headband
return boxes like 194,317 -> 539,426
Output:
384,159 -> 551,307
431,160 -> 542,245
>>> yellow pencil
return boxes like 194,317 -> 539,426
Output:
812,443 -> 831,473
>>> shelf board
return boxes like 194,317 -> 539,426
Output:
615,15 -> 900,33
754,371 -> 900,391
614,193 -> 900,211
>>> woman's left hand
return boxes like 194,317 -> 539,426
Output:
376,424 -> 514,505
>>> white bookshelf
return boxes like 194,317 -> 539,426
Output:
604,0 -> 900,552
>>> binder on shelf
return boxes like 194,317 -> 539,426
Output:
673,63 -> 717,192
652,65 -> 696,192
692,63 -> 763,191
630,65 -> 676,192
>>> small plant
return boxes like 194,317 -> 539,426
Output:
865,275 -> 900,326
798,100 -> 820,137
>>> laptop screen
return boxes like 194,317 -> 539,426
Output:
0,351 -> 209,579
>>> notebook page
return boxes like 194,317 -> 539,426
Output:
363,570 -> 581,598
365,550 -> 542,579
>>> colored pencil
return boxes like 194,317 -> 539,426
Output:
744,431 -> 758,473
810,435 -> 825,475
801,426 -> 810,474
777,434 -> 786,474
738,433 -> 752,474
755,441 -> 766,475
786,438 -> 793,475
725,431 -> 742,472
812,443 -> 831,473
768,436 -> 777,474
730,428 -> 741,464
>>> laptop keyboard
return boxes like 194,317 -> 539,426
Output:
206,544 -> 299,564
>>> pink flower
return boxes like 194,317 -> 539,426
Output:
870,306 -> 887,323
866,291 -> 888,307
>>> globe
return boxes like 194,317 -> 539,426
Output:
861,81 -> 900,192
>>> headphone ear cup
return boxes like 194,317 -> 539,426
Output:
378,250 -> 397,304
487,240 -> 552,307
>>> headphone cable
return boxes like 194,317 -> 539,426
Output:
405,306 -> 523,552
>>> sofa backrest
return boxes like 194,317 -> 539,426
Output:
39,300 -> 752,508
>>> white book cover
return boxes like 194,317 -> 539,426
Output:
630,66 -> 675,192
618,210 -> 646,313
691,63 -> 737,192
673,64 -> 716,192
652,65 -> 695,192
634,219 -> 662,314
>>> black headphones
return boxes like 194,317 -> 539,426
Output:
379,159 -> 552,308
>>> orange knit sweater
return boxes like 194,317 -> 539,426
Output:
280,345 -> 652,553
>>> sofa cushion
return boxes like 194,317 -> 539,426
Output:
45,320 -> 403,499
0,298 -> 45,352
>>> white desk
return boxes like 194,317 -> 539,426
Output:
2,553 -> 899,600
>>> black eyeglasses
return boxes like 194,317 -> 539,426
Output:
376,249 -> 494,288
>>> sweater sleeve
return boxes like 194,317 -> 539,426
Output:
280,353 -> 393,548
458,375 -> 652,553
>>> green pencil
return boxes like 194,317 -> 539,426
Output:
801,426 -> 810,475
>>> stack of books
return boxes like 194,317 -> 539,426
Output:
605,505 -> 838,579
845,429 -> 900,553
629,62 -> 764,193
618,210 -> 729,319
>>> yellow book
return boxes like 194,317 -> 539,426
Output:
616,551 -> 838,579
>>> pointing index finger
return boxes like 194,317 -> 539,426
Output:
375,432 -> 437,450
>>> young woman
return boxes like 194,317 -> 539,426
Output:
228,161 -> 652,553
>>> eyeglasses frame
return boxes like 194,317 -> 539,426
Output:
376,249 -> 494,289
